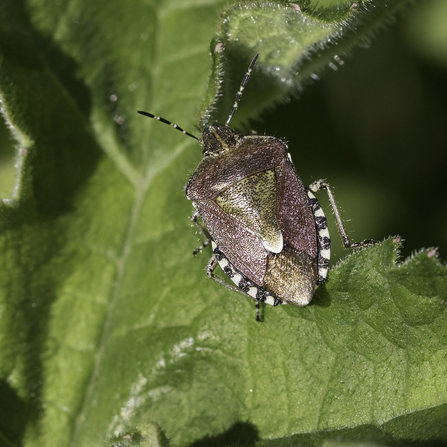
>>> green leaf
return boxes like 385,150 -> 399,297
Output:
104,422 -> 170,447
0,122 -> 16,197
404,0 -> 447,68
1,1 -> 444,447
199,0 -> 414,128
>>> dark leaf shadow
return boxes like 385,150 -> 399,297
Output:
0,380 -> 28,446
189,421 -> 260,447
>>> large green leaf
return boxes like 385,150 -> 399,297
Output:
2,1 -> 446,447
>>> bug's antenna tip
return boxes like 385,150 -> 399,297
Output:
137,111 -> 153,117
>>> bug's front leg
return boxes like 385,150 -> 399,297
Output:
191,210 -> 211,256
309,179 -> 375,248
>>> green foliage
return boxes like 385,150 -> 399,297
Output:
199,0 -> 412,128
1,1 -> 446,447
104,422 -> 169,447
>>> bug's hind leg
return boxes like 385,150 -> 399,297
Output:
205,253 -> 262,322
191,211 -> 261,319
309,179 -> 375,248
205,255 -> 253,299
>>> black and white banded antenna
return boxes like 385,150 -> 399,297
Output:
137,111 -> 199,141
138,54 -> 259,137
225,53 -> 259,127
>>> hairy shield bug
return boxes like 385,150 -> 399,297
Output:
138,54 -> 374,320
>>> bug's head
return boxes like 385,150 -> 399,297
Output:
202,124 -> 239,155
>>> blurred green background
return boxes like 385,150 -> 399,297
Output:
0,0 -> 446,263
0,120 -> 15,200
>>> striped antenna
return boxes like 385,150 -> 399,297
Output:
225,54 -> 259,126
137,111 -> 199,141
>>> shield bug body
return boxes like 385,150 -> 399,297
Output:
138,55 -> 374,320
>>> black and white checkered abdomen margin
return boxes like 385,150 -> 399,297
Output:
307,190 -> 331,284
211,241 -> 282,306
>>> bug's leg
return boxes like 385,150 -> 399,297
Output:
206,254 -> 262,322
191,211 -> 211,256
309,179 -> 375,248
206,255 -> 252,296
